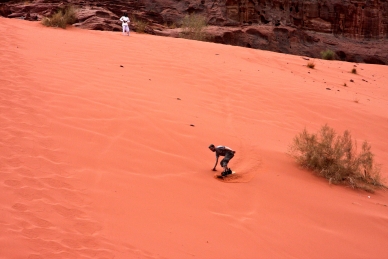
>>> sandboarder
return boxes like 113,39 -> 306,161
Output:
208,144 -> 235,177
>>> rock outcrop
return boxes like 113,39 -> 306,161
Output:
222,0 -> 388,40
1,0 -> 387,64
206,25 -> 387,64
136,0 -> 388,40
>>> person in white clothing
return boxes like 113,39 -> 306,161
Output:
120,13 -> 130,36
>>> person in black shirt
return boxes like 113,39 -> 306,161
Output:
208,144 -> 235,176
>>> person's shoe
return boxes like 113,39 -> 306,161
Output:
221,171 -> 227,177
227,169 -> 232,175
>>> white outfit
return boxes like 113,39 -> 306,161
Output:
120,16 -> 130,34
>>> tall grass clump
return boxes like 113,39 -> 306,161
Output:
320,49 -> 335,60
41,5 -> 77,29
289,124 -> 385,192
180,13 -> 208,41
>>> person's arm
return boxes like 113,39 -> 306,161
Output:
212,155 -> 219,171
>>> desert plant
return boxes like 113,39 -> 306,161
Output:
130,15 -> 148,33
164,21 -> 178,29
168,22 -> 178,29
135,20 -> 148,33
351,68 -> 357,74
41,5 -> 77,29
289,124 -> 384,192
320,49 -> 335,60
307,61 -> 315,69
343,83 -> 347,87
180,13 -> 208,41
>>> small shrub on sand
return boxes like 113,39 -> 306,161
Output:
351,68 -> 357,74
289,124 -> 385,192
41,5 -> 77,29
180,14 -> 208,41
320,49 -> 335,60
307,61 -> 315,69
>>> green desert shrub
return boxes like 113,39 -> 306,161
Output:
289,124 -> 384,192
320,49 -> 335,60
180,13 -> 208,41
41,5 -> 77,29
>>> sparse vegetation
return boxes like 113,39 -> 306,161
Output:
351,68 -> 357,74
164,22 -> 178,29
180,14 -> 208,41
130,15 -> 148,33
41,5 -> 77,29
289,124 -> 385,192
343,83 -> 347,87
320,49 -> 335,60
307,61 -> 315,69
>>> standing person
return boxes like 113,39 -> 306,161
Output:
208,144 -> 235,176
120,12 -> 130,36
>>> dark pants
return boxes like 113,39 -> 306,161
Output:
220,152 -> 234,167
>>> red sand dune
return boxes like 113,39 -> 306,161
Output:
1,18 -> 388,259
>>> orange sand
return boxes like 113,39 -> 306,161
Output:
1,18 -> 388,259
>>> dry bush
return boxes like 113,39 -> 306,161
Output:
130,16 -> 148,33
289,124 -> 385,192
41,5 -> 77,29
307,61 -> 315,69
169,23 -> 178,29
135,20 -> 148,33
180,14 -> 208,41
164,21 -> 178,29
320,49 -> 335,60
351,68 -> 357,74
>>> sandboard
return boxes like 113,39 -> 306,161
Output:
216,171 -> 236,179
